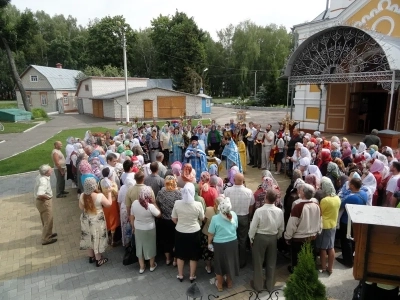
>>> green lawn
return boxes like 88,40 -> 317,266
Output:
0,127 -> 112,176
0,101 -> 18,109
0,121 -> 37,134
212,98 -> 234,104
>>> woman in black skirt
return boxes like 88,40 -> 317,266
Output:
156,175 -> 182,266
208,196 -> 239,292
171,183 -> 205,283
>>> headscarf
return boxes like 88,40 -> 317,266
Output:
362,172 -> 377,203
181,163 -> 195,182
321,176 -> 336,197
209,164 -> 218,176
385,146 -> 395,158
322,140 -> 331,149
83,177 -> 97,195
117,144 -> 125,154
182,183 -> 195,203
370,159 -> 384,173
229,166 -> 240,185
300,147 -> 311,159
261,170 -> 279,186
327,162 -> 340,179
305,174 -> 319,189
320,149 -> 332,167
74,142 -> 83,152
331,142 -> 340,150
352,172 -> 361,179
334,158 -> 345,172
165,175 -> 178,191
218,196 -> 234,222
89,150 -> 106,165
357,142 -> 367,154
331,136 -> 340,144
125,150 -> 133,157
84,130 -> 92,142
66,137 -> 75,144
342,141 -> 351,149
307,165 -> 322,180
138,186 -> 154,210
292,169 -> 303,184
200,171 -> 211,192
79,160 -> 92,174
293,178 -> 305,190
261,177 -> 274,191
370,145 -> 378,152
342,148 -> 352,160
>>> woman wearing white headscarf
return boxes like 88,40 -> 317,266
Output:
208,196 -> 239,292
118,177 -> 136,247
307,165 -> 322,181
65,137 -> 76,183
172,183 -> 205,283
84,130 -> 94,146
362,171 -> 377,206
298,147 -> 311,177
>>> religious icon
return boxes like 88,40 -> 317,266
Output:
281,114 -> 296,134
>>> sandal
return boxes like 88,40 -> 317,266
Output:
215,280 -> 223,292
89,256 -> 96,264
96,257 -> 108,267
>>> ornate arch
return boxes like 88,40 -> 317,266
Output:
284,26 -> 400,87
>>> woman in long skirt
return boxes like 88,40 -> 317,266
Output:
208,196 -> 239,292
169,128 -> 184,163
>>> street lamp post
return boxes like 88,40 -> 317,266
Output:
200,68 -> 208,94
122,31 -> 129,123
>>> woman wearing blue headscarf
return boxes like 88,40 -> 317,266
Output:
222,139 -> 242,173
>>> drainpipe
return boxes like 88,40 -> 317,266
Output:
317,83 -> 325,131
322,0 -> 330,20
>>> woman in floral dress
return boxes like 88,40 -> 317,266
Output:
169,127 -> 184,163
79,177 -> 112,267
117,177 -> 136,247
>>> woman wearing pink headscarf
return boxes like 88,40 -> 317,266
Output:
341,142 -> 353,167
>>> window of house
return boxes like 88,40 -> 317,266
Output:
30,75 -> 38,82
27,93 -> 32,106
63,94 -> 69,105
85,84 -> 89,91
40,93 -> 47,106
206,99 -> 211,107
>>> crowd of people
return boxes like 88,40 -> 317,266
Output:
32,119 -> 400,297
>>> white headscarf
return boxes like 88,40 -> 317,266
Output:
357,142 -> 367,154
300,147 -> 311,159
218,196 -> 235,223
362,172 -> 376,206
307,165 -> 322,180
182,183 -> 195,203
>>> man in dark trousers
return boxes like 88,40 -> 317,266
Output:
285,127 -> 302,177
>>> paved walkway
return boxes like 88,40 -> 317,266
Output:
0,107 -> 359,299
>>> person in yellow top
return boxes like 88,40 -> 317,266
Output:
237,135 -> 247,173
316,177 -> 341,275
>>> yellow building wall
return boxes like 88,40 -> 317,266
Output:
346,0 -> 400,37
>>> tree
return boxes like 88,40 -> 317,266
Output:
284,242 -> 327,300
86,16 -> 136,71
150,11 -> 207,92
131,28 -> 157,78
0,2 -> 38,110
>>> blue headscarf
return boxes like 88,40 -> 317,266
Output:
209,164 -> 218,176
89,150 -> 105,165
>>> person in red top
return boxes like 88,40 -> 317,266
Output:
318,149 -> 332,177
199,172 -> 219,207
369,159 -> 383,206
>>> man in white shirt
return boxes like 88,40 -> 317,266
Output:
262,124 -> 275,171
34,164 -> 57,245
386,161 -> 400,207
249,189 -> 284,292
247,122 -> 257,166
224,173 -> 255,268
160,125 -> 171,166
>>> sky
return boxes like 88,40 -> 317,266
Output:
12,0 -> 326,39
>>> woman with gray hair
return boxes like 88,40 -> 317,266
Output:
208,196 -> 239,292
79,178 -> 112,267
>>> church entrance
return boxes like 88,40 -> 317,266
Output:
347,83 -> 394,134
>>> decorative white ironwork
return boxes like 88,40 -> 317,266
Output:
291,27 -> 390,79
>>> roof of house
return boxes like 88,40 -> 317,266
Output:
91,86 -> 202,100
22,65 -> 82,91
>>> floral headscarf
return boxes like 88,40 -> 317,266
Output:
321,176 -> 336,197
181,163 -> 195,182
327,162 -> 340,179
165,175 -> 178,191
305,174 -> 319,189
218,196 -> 234,222
83,177 -> 97,195
200,171 -> 210,192
79,160 -> 92,174
139,186 -> 154,210
261,177 -> 274,191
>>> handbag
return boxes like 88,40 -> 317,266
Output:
122,235 -> 138,266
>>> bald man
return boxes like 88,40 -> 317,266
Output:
224,172 -> 255,268
51,141 -> 67,198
